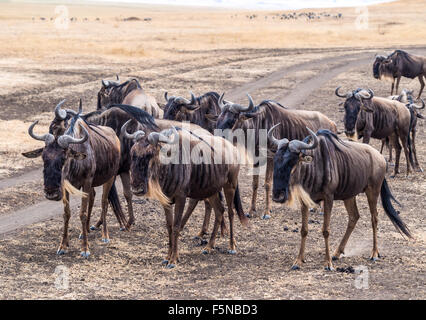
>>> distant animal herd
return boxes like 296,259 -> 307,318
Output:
22,49 -> 424,270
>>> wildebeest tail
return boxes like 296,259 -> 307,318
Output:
407,107 -> 415,168
108,181 -> 128,229
233,185 -> 249,227
380,178 -> 412,238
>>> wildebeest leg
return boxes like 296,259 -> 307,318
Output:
162,205 -> 174,266
380,139 -> 385,154
167,196 -> 186,268
79,185 -> 91,258
291,204 -> 309,270
86,188 -> 95,233
365,186 -> 381,261
390,78 -> 395,96
417,75 -> 425,99
223,184 -> 237,254
179,198 -> 199,234
395,76 -> 401,95
121,172 -> 135,229
100,177 -> 115,243
398,129 -> 412,176
202,193 -> 224,254
388,138 -> 393,165
412,126 -> 422,172
57,191 -> 70,255
262,158 -> 273,220
322,197 -> 334,271
248,173 -> 259,217
332,197 -> 359,261
391,135 -> 401,177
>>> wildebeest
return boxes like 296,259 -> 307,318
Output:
335,87 -> 415,176
98,76 -> 163,118
216,93 -> 337,219
268,126 -> 412,270
163,91 -> 227,236
388,89 -> 425,171
79,103 -> 212,231
163,91 -> 222,133
373,50 -> 426,99
122,122 -> 249,268
23,109 -> 124,257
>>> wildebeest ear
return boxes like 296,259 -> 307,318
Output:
102,80 -> 109,87
22,147 -> 44,158
205,113 -> 218,121
157,103 -> 166,110
239,112 -> 259,120
67,149 -> 86,160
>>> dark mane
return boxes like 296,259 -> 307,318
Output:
316,129 -> 350,152
107,104 -> 158,131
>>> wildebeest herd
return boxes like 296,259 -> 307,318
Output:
22,49 -> 423,270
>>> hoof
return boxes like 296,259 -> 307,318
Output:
57,249 -> 66,255
80,251 -> 90,259
202,249 -> 210,255
324,266 -> 335,271
89,225 -> 98,231
291,265 -> 300,270
161,259 -> 169,266
78,234 -> 83,240
101,238 -> 110,244
119,227 -> 126,231
166,263 -> 176,269
228,250 -> 236,255
262,214 -> 271,220
332,255 -> 339,261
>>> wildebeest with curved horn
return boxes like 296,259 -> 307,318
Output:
79,103 -> 213,231
23,106 -> 124,258
163,91 -> 223,133
163,91 -> 228,238
216,93 -> 337,219
268,126 -> 412,270
373,50 -> 426,99
122,122 -> 249,268
98,77 -> 163,118
335,86 -> 416,176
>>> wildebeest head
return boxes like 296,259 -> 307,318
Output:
23,120 -> 88,201
268,124 -> 317,204
335,87 -> 374,140
373,55 -> 387,79
216,93 -> 255,130
163,91 -> 198,120
122,120 -> 178,197
97,75 -> 122,110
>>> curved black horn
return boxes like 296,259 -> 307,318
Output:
148,126 -> 179,146
57,123 -> 89,148
54,99 -> 67,120
28,121 -> 55,145
218,92 -> 226,110
267,123 -> 289,150
120,119 -> 145,141
288,127 -> 318,153
229,93 -> 255,113
335,86 -> 348,98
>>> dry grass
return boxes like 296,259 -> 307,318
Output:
0,0 -> 425,61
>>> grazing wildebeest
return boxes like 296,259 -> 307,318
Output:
216,93 -> 337,219
98,77 -> 163,118
23,112 -> 124,258
336,87 -> 415,176
163,91 -> 227,237
268,126 -> 412,270
163,91 -> 222,133
122,122 -> 249,268
79,104 -> 212,230
373,50 -> 426,99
